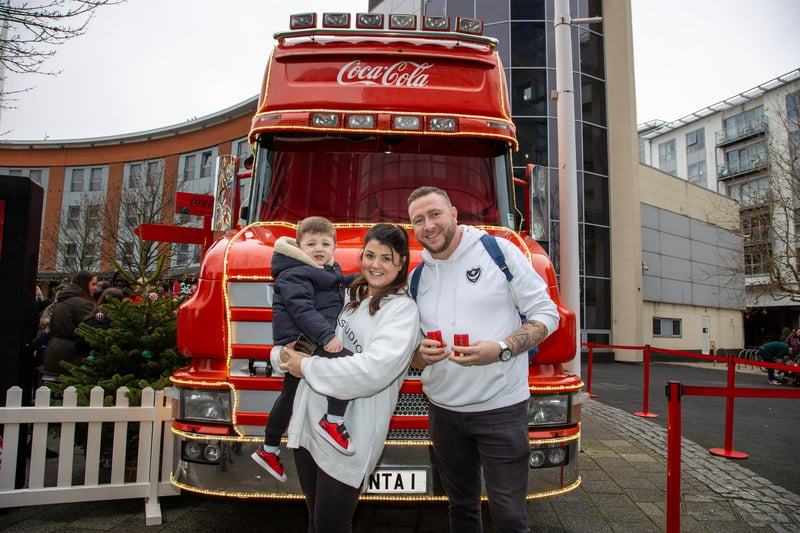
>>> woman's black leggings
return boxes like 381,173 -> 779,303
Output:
293,446 -> 360,533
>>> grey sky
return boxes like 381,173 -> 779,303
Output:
1,0 -> 797,140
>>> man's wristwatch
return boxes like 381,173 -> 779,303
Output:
498,340 -> 513,361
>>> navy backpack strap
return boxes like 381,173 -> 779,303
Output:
409,262 -> 424,300
480,234 -> 513,281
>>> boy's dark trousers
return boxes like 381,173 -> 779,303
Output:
264,345 -> 353,447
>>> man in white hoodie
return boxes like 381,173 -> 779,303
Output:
408,186 -> 560,533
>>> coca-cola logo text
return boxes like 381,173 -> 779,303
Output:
189,197 -> 213,209
336,60 -> 433,87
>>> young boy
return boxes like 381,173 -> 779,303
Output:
251,216 -> 357,482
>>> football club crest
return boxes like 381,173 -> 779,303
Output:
466,266 -> 482,283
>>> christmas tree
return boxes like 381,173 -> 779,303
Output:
52,257 -> 189,407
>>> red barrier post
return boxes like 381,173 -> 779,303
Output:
634,344 -> 659,417
709,352 -> 748,459
586,343 -> 598,398
665,381 -> 683,533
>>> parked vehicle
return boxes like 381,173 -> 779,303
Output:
167,12 -> 581,500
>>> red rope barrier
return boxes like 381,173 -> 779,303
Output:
665,380 -> 800,533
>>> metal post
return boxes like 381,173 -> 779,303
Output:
634,344 -> 658,417
553,0 -> 601,379
666,381 -> 683,533
709,352 -> 748,459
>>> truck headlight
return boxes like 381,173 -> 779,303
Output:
178,388 -> 232,423
528,394 -> 569,426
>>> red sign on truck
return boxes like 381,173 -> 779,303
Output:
175,192 -> 214,216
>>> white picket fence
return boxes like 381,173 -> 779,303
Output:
0,385 -> 180,525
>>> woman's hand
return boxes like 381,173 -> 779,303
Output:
280,343 -> 311,378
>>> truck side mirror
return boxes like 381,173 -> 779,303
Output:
526,163 -> 549,241
213,155 -> 239,232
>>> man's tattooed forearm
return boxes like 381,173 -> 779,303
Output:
508,321 -> 548,354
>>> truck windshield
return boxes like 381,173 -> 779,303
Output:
248,135 -> 513,226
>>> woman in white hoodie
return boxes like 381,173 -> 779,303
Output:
280,223 -> 419,533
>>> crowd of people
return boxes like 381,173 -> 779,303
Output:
31,272 -> 194,384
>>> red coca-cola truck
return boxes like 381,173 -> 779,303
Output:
168,12 -> 581,500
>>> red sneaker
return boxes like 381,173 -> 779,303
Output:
251,447 -> 287,482
314,416 -> 355,456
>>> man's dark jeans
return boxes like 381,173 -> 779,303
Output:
429,400 -> 531,533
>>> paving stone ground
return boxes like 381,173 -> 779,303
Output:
1,397 -> 798,532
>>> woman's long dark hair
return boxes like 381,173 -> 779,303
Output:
346,224 -> 410,315
72,270 -> 96,301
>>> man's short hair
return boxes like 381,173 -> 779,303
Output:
407,186 -> 452,207
297,216 -> 337,243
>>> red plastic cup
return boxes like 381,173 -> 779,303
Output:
453,334 -> 469,357
426,330 -> 444,347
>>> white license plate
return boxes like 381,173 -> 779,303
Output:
363,469 -> 427,494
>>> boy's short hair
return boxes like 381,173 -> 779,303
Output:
297,216 -> 337,243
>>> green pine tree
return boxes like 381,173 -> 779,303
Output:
51,256 -> 188,407
55,294 -> 188,406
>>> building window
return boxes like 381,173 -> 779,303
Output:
29,169 -> 42,185
175,243 -> 200,266
200,151 -> 213,178
788,91 -> 800,121
236,140 -> 250,170
64,243 -> 77,266
123,202 -> 138,228
70,169 -> 84,192
146,160 -> 163,187
183,154 -> 196,181
723,142 -> 766,176
89,168 -> 103,191
67,205 -> 81,230
121,242 -> 134,264
744,246 -> 769,276
85,243 -> 97,264
727,176 -> 769,208
685,128 -> 706,186
86,205 -> 101,233
653,317 -> 681,337
658,139 -> 677,176
129,163 -> 143,188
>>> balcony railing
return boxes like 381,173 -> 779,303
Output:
717,152 -> 768,179
715,117 -> 767,146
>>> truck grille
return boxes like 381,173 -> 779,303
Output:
390,392 -> 430,440
393,392 -> 428,417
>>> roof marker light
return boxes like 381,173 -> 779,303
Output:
290,13 -> 316,29
388,14 -> 416,30
456,17 -> 484,35
356,13 -> 384,29
322,13 -> 350,28
312,113 -> 339,127
429,117 -> 457,131
348,115 -> 376,129
393,116 -> 421,130
423,16 -> 450,31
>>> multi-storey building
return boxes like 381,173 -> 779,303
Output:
0,0 -> 747,356
0,99 -> 256,289
639,69 -> 800,345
